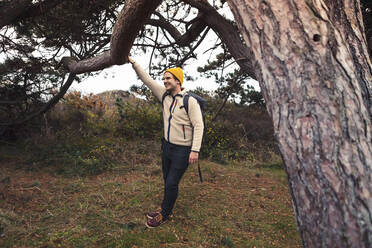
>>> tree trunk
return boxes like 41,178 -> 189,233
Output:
226,0 -> 372,247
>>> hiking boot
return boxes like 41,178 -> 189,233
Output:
146,210 -> 160,219
145,213 -> 166,228
146,208 -> 161,219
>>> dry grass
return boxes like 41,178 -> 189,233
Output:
0,141 -> 300,248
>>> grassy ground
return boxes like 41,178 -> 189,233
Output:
0,140 -> 300,248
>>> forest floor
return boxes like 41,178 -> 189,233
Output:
0,140 -> 300,248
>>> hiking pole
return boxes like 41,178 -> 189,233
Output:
198,160 -> 203,182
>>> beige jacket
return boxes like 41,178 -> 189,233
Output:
132,62 -> 204,152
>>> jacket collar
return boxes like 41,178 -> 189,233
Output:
169,88 -> 187,98
178,88 -> 187,97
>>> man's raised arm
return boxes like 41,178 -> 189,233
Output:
128,57 -> 166,101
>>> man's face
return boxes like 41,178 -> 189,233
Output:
163,72 -> 180,92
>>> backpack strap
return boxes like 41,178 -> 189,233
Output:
161,91 -> 170,107
183,94 -> 190,115
183,92 -> 204,183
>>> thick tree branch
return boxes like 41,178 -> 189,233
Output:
0,73 -> 76,126
182,0 -> 256,78
59,51 -> 112,74
110,0 -> 163,64
146,13 -> 208,47
59,0 -> 163,74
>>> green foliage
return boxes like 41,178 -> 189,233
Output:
5,88 -> 276,167
202,117 -> 236,164
0,0 -> 123,126
115,98 -> 162,139
187,92 -> 275,163
197,52 -> 264,107
23,139 -> 114,176
221,236 -> 234,247
50,91 -> 116,137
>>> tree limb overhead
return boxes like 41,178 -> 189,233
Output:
59,0 -> 163,74
182,0 -> 256,78
147,13 -> 207,47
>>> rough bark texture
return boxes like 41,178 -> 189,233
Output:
60,51 -> 113,74
227,0 -> 372,247
110,0 -> 162,64
60,0 -> 162,73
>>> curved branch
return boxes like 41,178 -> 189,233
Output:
149,26 -> 160,74
0,73 -> 76,126
59,51 -> 112,74
182,0 -> 256,78
59,0 -> 163,74
110,0 -> 163,64
177,27 -> 210,65
146,13 -> 208,47
211,94 -> 229,122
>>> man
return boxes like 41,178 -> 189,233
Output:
128,57 -> 204,228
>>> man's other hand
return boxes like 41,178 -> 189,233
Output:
189,151 -> 199,164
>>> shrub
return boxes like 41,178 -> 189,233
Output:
21,136 -> 120,176
7,89 -> 278,169
200,96 -> 277,163
115,98 -> 162,139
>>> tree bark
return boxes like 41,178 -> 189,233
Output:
146,13 -> 208,47
182,0 -> 256,78
110,0 -> 163,64
60,52 -> 113,74
227,0 -> 372,247
60,0 -> 162,73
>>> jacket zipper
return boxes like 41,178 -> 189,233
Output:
182,125 -> 186,139
167,97 -> 176,141
172,100 -> 177,113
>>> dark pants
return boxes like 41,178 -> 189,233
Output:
160,138 -> 191,219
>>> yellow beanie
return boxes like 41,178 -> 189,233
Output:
165,67 -> 184,86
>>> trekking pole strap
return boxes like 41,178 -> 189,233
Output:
198,160 -> 203,183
